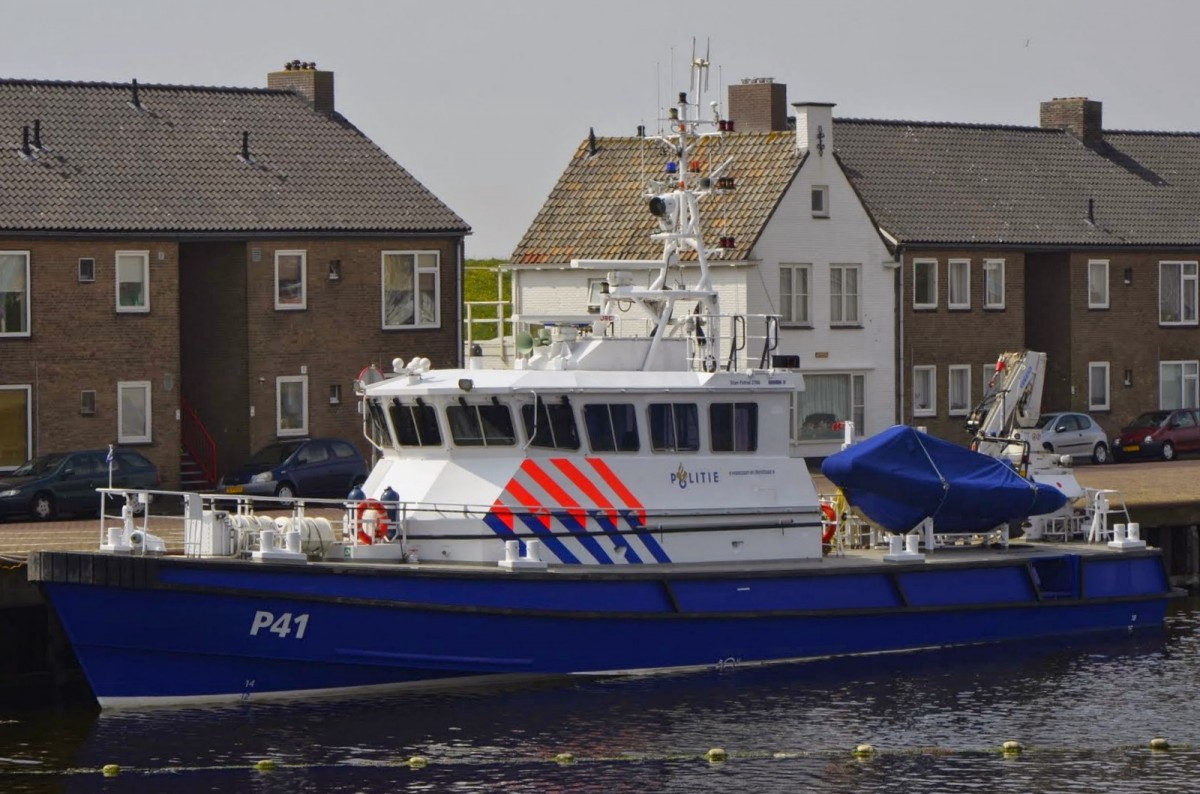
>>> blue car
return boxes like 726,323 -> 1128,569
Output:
218,438 -> 369,501
0,449 -> 159,521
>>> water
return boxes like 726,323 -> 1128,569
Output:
6,598 -> 1200,793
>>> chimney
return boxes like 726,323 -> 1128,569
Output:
728,78 -> 789,132
793,102 -> 835,157
268,60 -> 335,113
1040,97 -> 1102,145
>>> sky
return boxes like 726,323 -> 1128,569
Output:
6,0 -> 1200,258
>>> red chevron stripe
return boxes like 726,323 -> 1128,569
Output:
489,499 -> 515,531
585,457 -> 646,524
551,458 -> 618,525
504,477 -> 552,530
520,459 -> 587,527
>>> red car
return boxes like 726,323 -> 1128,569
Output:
1111,409 -> 1200,462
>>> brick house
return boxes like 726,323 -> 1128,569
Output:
834,97 -> 1200,441
0,63 -> 468,490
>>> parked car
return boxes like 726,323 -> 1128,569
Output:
1112,409 -> 1200,462
1035,412 -> 1110,464
218,438 -> 369,501
0,449 -> 160,521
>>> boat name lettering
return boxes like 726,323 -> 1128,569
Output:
249,610 -> 310,640
671,463 -> 719,489
729,378 -> 762,386
728,469 -> 776,477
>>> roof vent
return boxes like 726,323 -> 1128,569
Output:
32,119 -> 43,150
129,78 -> 142,110
20,125 -> 32,159
239,131 -> 253,164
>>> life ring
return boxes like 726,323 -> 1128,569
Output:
356,498 -> 392,544
820,503 -> 837,544
703,353 -> 718,373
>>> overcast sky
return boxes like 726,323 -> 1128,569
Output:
7,0 -> 1200,258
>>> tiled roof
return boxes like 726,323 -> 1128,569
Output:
0,79 -> 468,235
834,119 -> 1200,247
510,132 -> 802,264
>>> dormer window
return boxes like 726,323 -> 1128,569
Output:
811,185 -> 829,218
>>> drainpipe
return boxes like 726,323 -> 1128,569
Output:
456,237 -> 465,367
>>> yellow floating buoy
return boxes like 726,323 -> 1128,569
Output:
705,747 -> 728,762
852,743 -> 876,758
554,752 -> 576,764
101,764 -> 121,777
1150,737 -> 1170,751
408,755 -> 429,769
1001,740 -> 1024,755
254,759 -> 276,772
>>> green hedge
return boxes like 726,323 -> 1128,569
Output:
464,259 -> 511,341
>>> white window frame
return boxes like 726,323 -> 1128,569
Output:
790,372 -> 866,442
1088,260 -> 1109,309
382,250 -> 441,330
274,250 -> 307,311
948,365 -> 971,416
0,251 -> 31,337
780,263 -> 812,327
276,375 -> 309,436
1159,261 -> 1199,326
912,365 -> 936,417
829,264 -> 861,326
983,259 -> 1005,309
1159,361 -> 1200,409
117,380 -> 152,444
947,259 -> 970,310
811,185 -> 829,218
0,384 -> 32,471
1088,361 -> 1110,411
913,259 -> 937,309
115,250 -> 150,313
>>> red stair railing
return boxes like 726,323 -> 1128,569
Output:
180,396 -> 218,486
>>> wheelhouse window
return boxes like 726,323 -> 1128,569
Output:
793,373 -> 864,441
830,264 -> 860,326
448,400 -> 516,447
521,396 -> 580,450
780,263 -> 811,326
710,403 -> 758,452
389,398 -> 443,447
274,250 -> 307,310
1089,361 -> 1110,410
0,252 -> 30,336
1088,260 -> 1109,309
382,251 -> 440,329
983,259 -> 1005,309
913,259 -> 937,309
948,259 -> 970,309
0,385 -> 32,470
948,365 -> 971,416
1160,361 -> 1199,409
276,375 -> 308,436
1159,261 -> 1198,325
912,366 -> 936,417
117,381 -> 152,443
584,403 -> 639,452
649,403 -> 700,452
115,251 -> 149,313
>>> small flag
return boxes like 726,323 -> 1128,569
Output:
107,445 -> 114,464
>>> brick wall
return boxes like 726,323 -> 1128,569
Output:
728,81 -> 789,133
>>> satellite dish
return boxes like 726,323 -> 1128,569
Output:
516,331 -> 535,354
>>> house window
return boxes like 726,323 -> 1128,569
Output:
328,384 -> 342,405
913,259 -> 937,308
983,259 -> 1005,308
648,402 -> 700,452
948,259 -> 970,309
948,365 -> 971,416
811,185 -> 829,218
1159,261 -> 1199,326
80,389 -> 97,416
1160,361 -> 1200,409
115,251 -> 149,313
829,264 -> 860,326
274,250 -> 307,310
912,366 -> 936,417
382,251 -> 440,329
0,251 -> 30,336
276,375 -> 308,436
1088,362 -> 1110,411
1088,260 -> 1109,309
710,403 -> 758,452
78,257 -> 96,283
793,373 -> 865,441
780,264 -> 811,326
586,278 -> 606,313
0,385 -> 32,470
584,403 -> 640,452
117,381 -> 152,443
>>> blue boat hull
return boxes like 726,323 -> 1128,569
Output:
30,550 -> 1175,707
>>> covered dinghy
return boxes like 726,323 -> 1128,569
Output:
821,425 -> 1067,533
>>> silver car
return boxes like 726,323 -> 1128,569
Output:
1035,412 -> 1109,464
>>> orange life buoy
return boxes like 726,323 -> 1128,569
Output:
820,503 -> 838,544
356,498 -> 392,544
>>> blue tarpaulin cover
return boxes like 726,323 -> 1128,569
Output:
820,425 -> 1067,533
